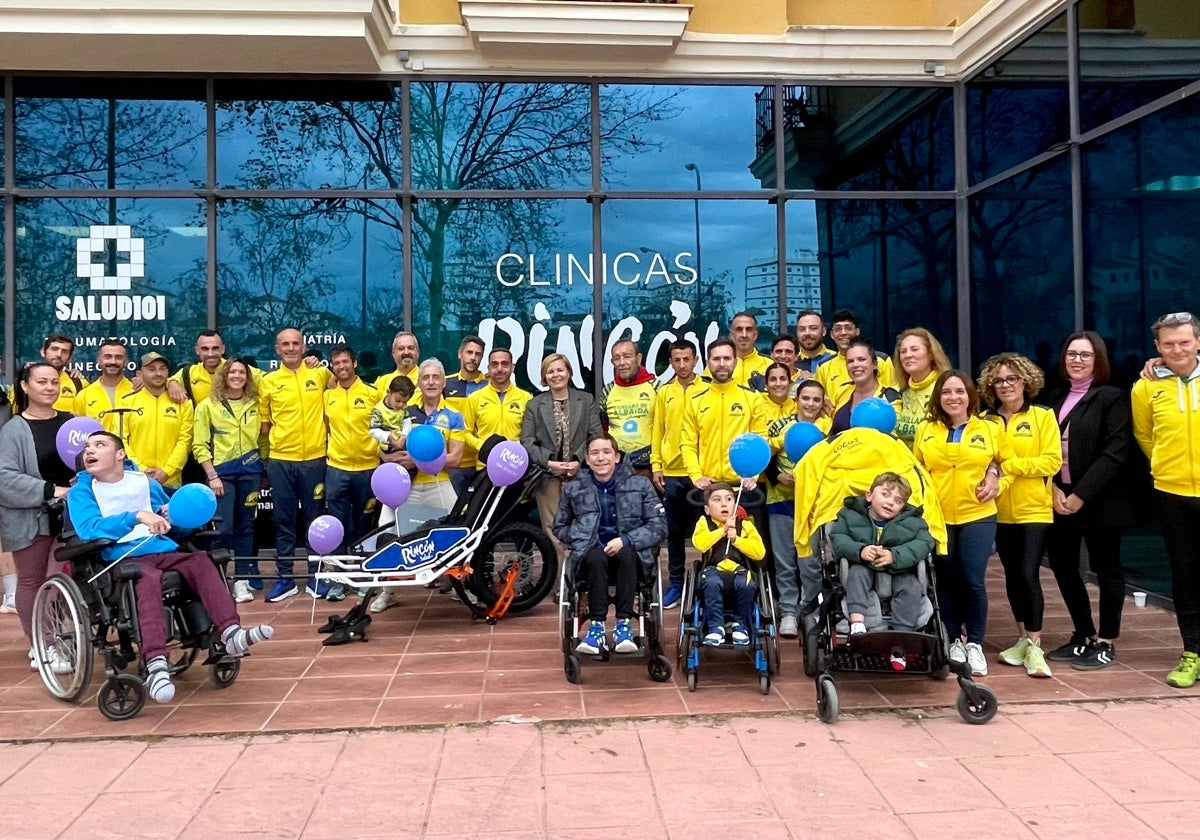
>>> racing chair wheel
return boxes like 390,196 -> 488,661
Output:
97,674 -> 146,721
32,574 -> 94,702
468,521 -> 557,614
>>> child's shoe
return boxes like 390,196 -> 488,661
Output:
703,626 -> 725,646
576,621 -> 607,655
849,621 -> 866,636
730,622 -> 750,646
889,645 -> 906,671
613,619 -> 637,653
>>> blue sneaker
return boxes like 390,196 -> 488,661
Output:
265,579 -> 299,603
730,622 -> 751,646
305,578 -> 330,599
613,619 -> 637,653
325,583 -> 346,602
576,621 -> 607,655
248,578 -> 264,591
662,584 -> 682,610
704,626 -> 725,646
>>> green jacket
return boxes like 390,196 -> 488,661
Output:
829,496 -> 934,574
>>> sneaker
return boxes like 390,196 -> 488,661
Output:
778,614 -> 798,639
999,635 -> 1030,667
576,621 -> 607,655
305,579 -> 330,599
30,646 -> 73,675
1166,651 -> 1200,688
1024,639 -> 1052,678
849,621 -> 866,636
1048,632 -> 1091,662
965,641 -> 987,676
249,577 -> 264,591
232,580 -> 254,603
704,626 -> 725,646
730,622 -> 750,646
613,619 -> 637,653
1071,640 -> 1115,671
0,593 -> 16,614
369,589 -> 398,613
662,584 -> 682,610
326,583 -> 346,602
265,579 -> 299,603
948,639 -> 967,664
889,645 -> 907,671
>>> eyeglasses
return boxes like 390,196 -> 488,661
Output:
994,375 -> 1022,386
1064,351 -> 1094,361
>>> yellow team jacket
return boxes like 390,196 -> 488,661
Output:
55,369 -> 87,413
816,352 -> 898,407
260,364 -> 332,462
442,369 -> 485,469
1132,372 -> 1200,497
325,378 -> 380,472
987,405 -> 1062,525
193,396 -> 264,471
913,415 -> 1014,526
74,378 -> 134,434
692,514 -> 766,574
170,361 -> 264,406
462,381 -> 531,456
372,367 -> 419,394
680,380 -> 768,484
702,350 -> 772,390
793,426 -> 946,556
649,377 -> 697,477
120,388 -> 195,488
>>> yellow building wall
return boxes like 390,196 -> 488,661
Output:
398,0 -> 459,25
691,0 -> 788,34
929,0 -> 991,26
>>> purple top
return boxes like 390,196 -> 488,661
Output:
1057,377 -> 1092,484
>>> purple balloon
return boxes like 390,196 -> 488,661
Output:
307,515 -> 345,555
56,416 -> 104,468
486,440 -> 529,487
371,462 -> 412,508
415,451 -> 447,475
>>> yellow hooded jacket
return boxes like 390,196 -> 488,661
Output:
680,380 -> 768,484
462,381 -> 531,455
121,388 -> 195,488
1132,370 -> 1200,497
987,405 -> 1062,525
913,415 -> 1014,526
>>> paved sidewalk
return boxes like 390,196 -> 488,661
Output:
0,698 -> 1197,839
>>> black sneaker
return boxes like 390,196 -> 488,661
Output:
1047,633 -> 1091,662
1070,640 -> 1115,671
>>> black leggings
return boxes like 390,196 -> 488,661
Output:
1156,491 -> 1200,653
1045,518 -> 1125,641
996,522 -> 1049,634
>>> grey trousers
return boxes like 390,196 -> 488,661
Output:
844,563 -> 924,632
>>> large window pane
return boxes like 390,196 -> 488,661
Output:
14,78 -> 206,190
410,82 -> 590,192
783,200 -> 824,331
15,199 -> 207,370
215,199 -> 402,373
601,84 -> 769,190
216,81 -> 401,190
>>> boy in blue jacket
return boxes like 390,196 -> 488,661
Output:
68,431 -> 273,703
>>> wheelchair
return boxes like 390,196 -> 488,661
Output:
557,553 -> 672,684
800,528 -> 998,725
31,501 -> 241,721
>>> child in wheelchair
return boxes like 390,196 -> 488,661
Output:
68,431 -> 274,703
692,483 -> 766,647
829,471 -> 934,668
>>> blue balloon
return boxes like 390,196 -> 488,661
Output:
784,421 -> 826,463
168,483 -> 218,531
851,397 -> 898,434
728,433 -> 771,479
406,424 -> 446,463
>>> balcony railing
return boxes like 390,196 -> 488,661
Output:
755,85 -> 833,155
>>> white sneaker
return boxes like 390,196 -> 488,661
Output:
232,580 -> 254,603
369,589 -> 398,613
948,639 -> 967,664
30,646 -> 74,675
965,641 -> 988,676
778,615 -> 798,638
0,593 -> 16,614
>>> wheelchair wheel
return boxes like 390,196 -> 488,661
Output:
803,625 -> 820,677
210,657 -> 241,689
32,574 -> 94,702
648,654 -> 672,683
564,654 -> 581,685
817,675 -> 839,724
686,670 -> 697,692
759,673 -> 770,695
468,521 -> 556,614
97,674 -> 146,721
675,562 -> 697,665
956,683 -> 998,725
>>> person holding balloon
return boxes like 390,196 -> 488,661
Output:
0,362 -> 76,672
828,339 -> 901,437
68,431 -> 273,704
398,359 -> 467,509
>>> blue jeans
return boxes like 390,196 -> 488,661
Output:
215,472 -> 260,576
267,457 -> 325,577
936,517 -> 996,644
663,476 -> 697,588
768,512 -> 799,617
700,566 -> 757,632
448,467 -> 475,500
325,466 -> 375,553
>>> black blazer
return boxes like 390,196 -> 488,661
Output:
1043,383 -> 1135,528
520,388 -> 604,473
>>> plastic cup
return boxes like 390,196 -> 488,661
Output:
1132,591 -> 1148,608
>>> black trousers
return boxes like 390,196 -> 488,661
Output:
996,523 -> 1050,633
1046,517 -> 1125,641
581,545 -> 638,622
1156,491 -> 1200,653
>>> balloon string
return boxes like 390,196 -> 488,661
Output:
87,535 -> 155,584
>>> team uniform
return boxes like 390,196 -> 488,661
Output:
404,398 -> 466,508
829,384 -> 902,436
650,376 -> 700,592
120,388 -> 195,488
795,346 -> 837,378
704,350 -> 772,390
372,367 -> 419,394
325,378 -> 380,554
74,378 -> 134,435
896,370 -> 940,449
600,376 -> 658,469
170,361 -> 265,406
443,369 -> 486,493
193,395 -> 265,577
816,352 -> 898,409
680,380 -> 768,484
461,382 -> 531,463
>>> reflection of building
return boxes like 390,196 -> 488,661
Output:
743,250 -> 820,327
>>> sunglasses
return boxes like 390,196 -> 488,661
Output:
1154,312 -> 1195,327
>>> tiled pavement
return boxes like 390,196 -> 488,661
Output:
0,565 -> 1190,740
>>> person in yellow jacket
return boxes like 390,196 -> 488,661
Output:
894,328 -> 952,449
828,339 -> 902,435
443,335 -> 487,497
913,370 -> 1014,678
372,331 -> 420,393
681,339 -> 769,490
461,348 -> 531,464
167,330 -> 263,405
27,334 -> 88,413
692,482 -> 766,646
816,308 -> 897,407
74,339 -> 133,436
193,358 -> 265,602
1131,311 -> 1200,688
121,352 -> 194,489
600,339 -> 658,471
260,328 -> 331,603
979,353 -> 1062,679
701,312 -> 772,389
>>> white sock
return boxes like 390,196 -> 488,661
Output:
146,656 -> 175,703
2,574 -> 16,602
850,621 -> 866,635
222,623 -> 274,657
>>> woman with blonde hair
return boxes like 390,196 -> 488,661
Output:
979,352 -> 1062,678
894,327 -> 952,448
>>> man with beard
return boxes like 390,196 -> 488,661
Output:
121,352 -> 194,489
74,339 -> 133,435
37,334 -> 87,412
794,310 -> 836,378
815,308 -> 896,407
599,339 -> 658,474
462,348 -> 531,466
373,331 -> 420,393
443,335 -> 487,497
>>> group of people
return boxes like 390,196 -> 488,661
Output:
0,303 -> 1197,698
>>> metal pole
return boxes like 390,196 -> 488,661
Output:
685,163 -> 702,320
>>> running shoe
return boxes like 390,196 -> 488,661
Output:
265,579 -> 299,603
232,580 -> 254,603
1166,651 -> 1200,688
1047,632 -> 1091,662
576,620 -> 607,655
778,614 -> 798,639
613,619 -> 637,653
369,589 -> 398,613
965,641 -> 988,676
662,584 -> 682,610
1071,640 -> 1115,671
730,622 -> 750,646
948,639 -> 967,665
704,626 -> 725,646
305,579 -> 330,599
999,635 -> 1030,667
1024,639 -> 1052,678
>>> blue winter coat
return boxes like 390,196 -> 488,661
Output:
553,462 -> 666,577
